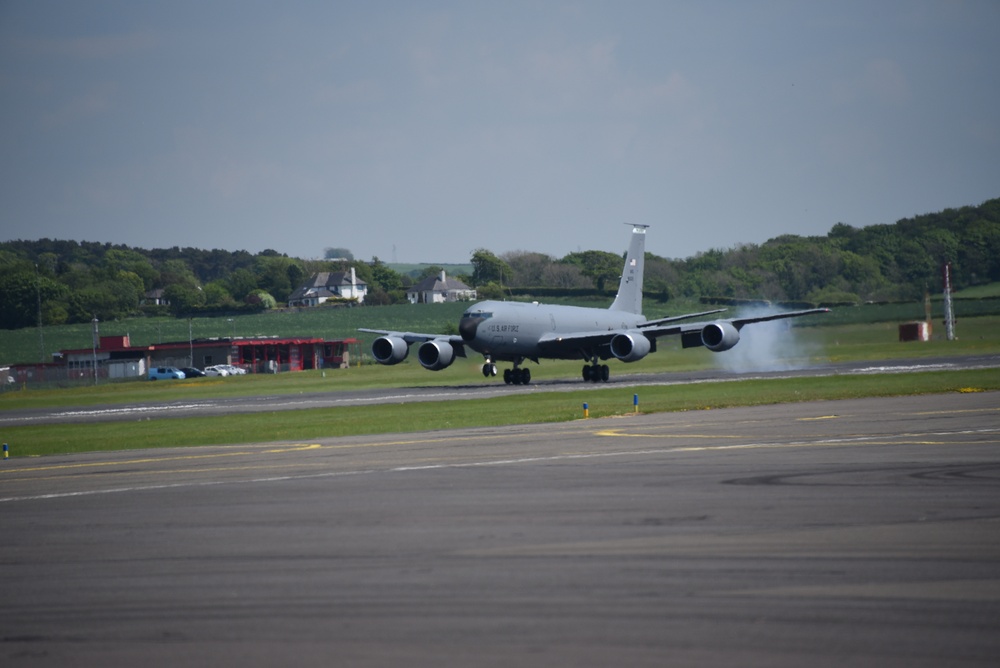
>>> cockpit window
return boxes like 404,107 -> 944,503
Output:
462,311 -> 492,319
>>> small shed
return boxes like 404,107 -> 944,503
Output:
899,321 -> 931,342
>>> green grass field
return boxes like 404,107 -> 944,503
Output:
1,312 -> 998,457
1,369 -> 996,458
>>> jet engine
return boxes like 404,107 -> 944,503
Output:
701,321 -> 740,352
371,335 -> 409,365
609,331 -> 652,362
417,340 -> 456,371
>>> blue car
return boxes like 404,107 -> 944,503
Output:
148,366 -> 185,380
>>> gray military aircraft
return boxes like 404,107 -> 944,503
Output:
361,225 -> 828,384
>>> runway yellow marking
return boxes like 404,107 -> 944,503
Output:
913,407 -> 999,416
594,429 -> 742,439
263,443 -> 320,454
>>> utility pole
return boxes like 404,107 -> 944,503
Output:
91,316 -> 99,385
942,262 -> 956,341
35,264 -> 44,362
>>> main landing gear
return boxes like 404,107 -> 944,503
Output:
503,367 -> 531,385
582,359 -> 610,383
482,357 -> 532,385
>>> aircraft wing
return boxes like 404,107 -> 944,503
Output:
642,307 -> 831,339
536,307 -> 830,355
357,328 -> 468,354
536,329 -> 620,356
727,307 -> 831,329
637,309 -> 727,328
358,328 -> 465,344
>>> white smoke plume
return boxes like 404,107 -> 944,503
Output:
714,308 -> 819,373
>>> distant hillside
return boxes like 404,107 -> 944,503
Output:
1,197 -> 997,329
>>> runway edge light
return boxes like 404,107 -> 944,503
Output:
634,394 -> 639,414
583,403 -> 589,419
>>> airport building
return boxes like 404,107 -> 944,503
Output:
9,334 -> 359,385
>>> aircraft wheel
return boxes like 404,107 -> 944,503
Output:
600,365 -> 610,382
521,368 -> 531,385
503,369 -> 512,384
582,365 -> 591,381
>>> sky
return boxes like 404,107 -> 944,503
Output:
1,1 -> 998,264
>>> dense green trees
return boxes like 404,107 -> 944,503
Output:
636,199 -> 999,305
1,198 -> 997,330
470,249 -> 512,285
561,250 -> 624,291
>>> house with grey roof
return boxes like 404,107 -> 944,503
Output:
288,268 -> 368,306
406,271 -> 476,304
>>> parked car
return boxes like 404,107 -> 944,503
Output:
180,367 -> 206,378
148,366 -> 185,380
222,364 -> 246,375
204,365 -> 229,377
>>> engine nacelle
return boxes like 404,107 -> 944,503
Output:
371,335 -> 409,365
701,321 -> 741,352
610,331 -> 652,362
417,340 -> 456,371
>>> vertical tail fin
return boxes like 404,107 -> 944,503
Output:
609,224 -> 648,315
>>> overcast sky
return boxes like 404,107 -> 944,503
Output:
2,1 -> 997,264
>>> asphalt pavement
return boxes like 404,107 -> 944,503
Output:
2,391 -> 999,666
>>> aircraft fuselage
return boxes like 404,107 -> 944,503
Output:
460,300 -> 647,362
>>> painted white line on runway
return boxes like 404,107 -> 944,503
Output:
4,426 -> 996,504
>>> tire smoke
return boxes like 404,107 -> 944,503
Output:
714,308 -> 819,373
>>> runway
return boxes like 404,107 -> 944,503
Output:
2,391 -> 999,666
2,353 -> 998,426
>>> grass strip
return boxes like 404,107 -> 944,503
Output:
4,315 -> 1000,412
1,369 -> 997,458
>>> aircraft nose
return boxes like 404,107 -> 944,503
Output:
459,316 -> 485,342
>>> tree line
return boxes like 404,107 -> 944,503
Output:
467,199 -> 1000,304
1,198 -> 997,330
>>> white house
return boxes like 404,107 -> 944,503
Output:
142,288 -> 169,306
288,268 -> 368,306
406,271 -> 477,304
